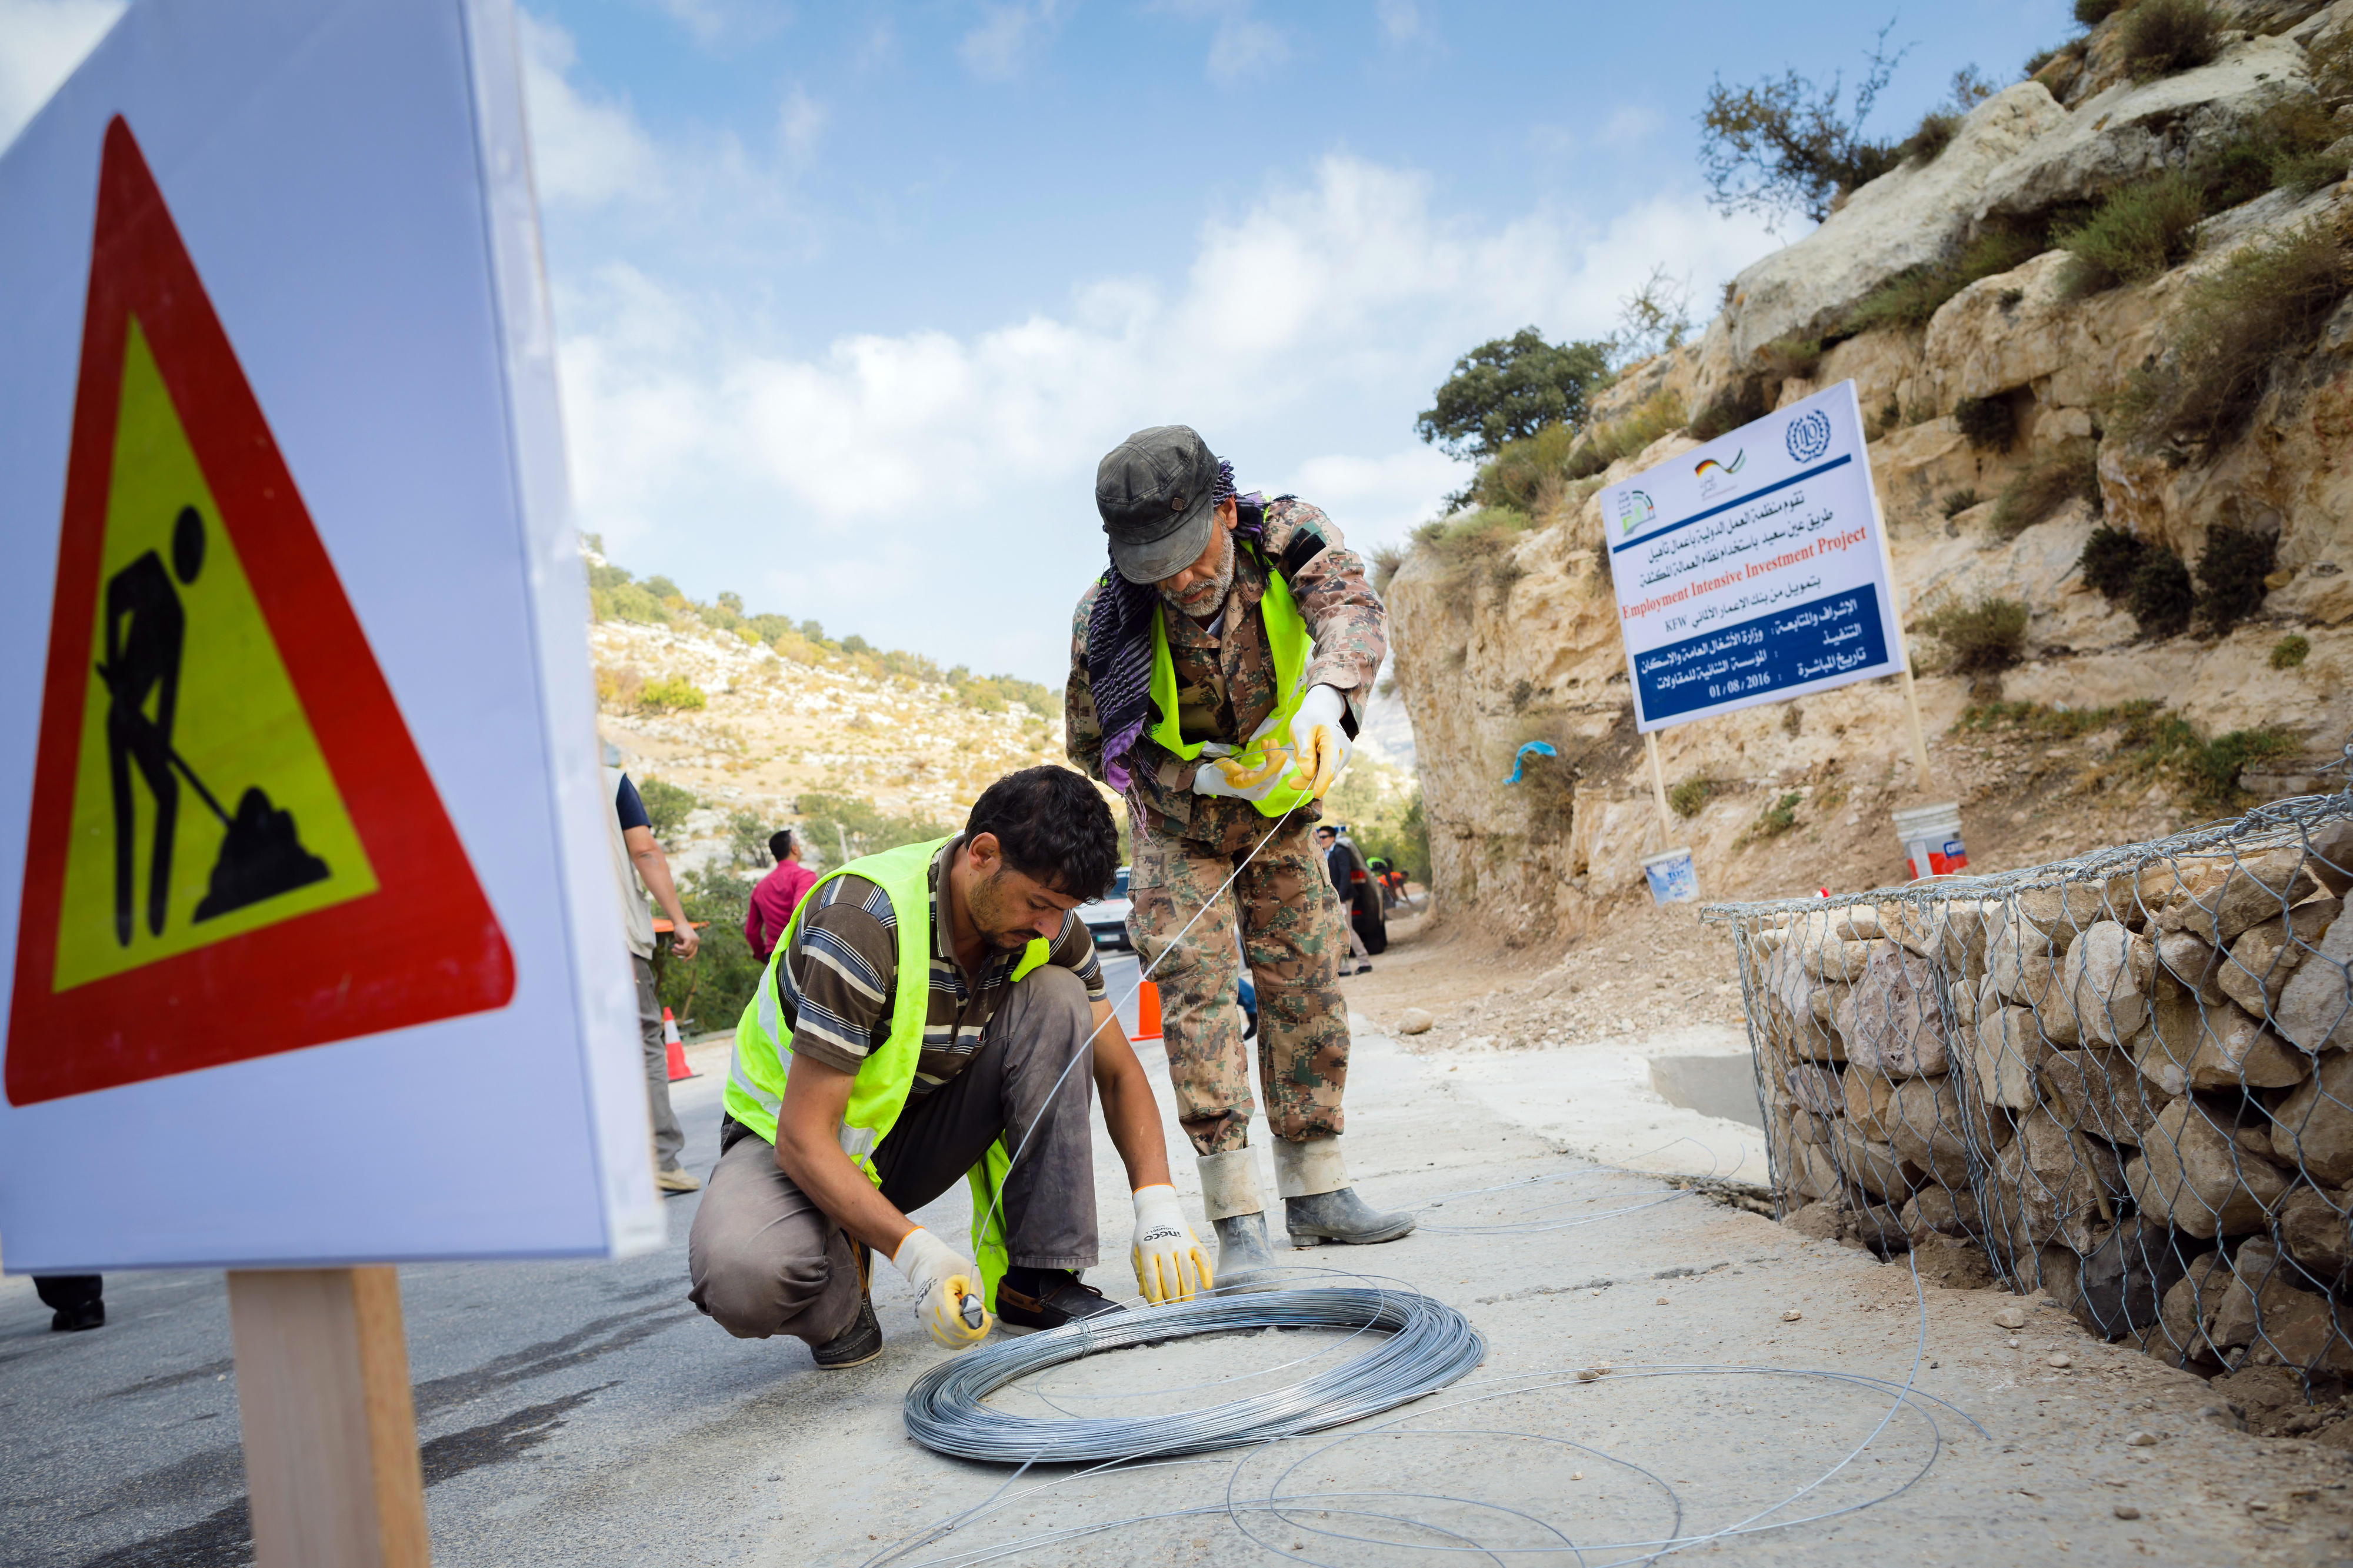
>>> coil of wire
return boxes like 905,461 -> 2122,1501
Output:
902,1286 -> 1485,1464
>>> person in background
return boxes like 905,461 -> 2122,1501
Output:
606,756 -> 702,1194
1315,825 -> 1374,976
34,1276 -> 102,1332
745,829 -> 817,963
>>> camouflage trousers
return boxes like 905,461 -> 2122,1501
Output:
1128,815 -> 1351,1157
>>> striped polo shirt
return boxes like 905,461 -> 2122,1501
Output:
777,835 -> 1105,1092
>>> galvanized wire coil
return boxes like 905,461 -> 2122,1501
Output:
902,1287 -> 1486,1464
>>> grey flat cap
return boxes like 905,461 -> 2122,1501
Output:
1096,424 -> 1220,584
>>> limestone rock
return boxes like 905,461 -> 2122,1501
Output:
1787,1138 -> 1844,1202
2072,1218 -> 2191,1340
1885,1072 -> 1974,1183
2140,993 -> 2310,1093
1721,82 -> 2068,362
2128,1099 -> 2295,1238
2059,920 -> 2151,1047
1852,1202 -> 1912,1255
1975,35 -> 2314,223
2159,1252 -> 2231,1361
1842,1067 -> 1899,1140
1832,906 -> 1884,943
2278,1185 -> 2353,1287
1903,1183 -> 1984,1240
2306,819 -> 2353,898
2275,908 -> 2353,1053
2042,1047 -> 2167,1147
1808,938 -> 1879,983
1972,1004 -> 2054,1110
1397,1007 -> 1435,1036
2270,1052 -> 2353,1184
1835,941 -> 1949,1079
1989,1106 -> 2127,1257
1988,909 -> 2064,1008
1932,899 -> 1999,977
1786,1064 -> 1843,1119
2220,897 -> 2342,1019
2155,930 -> 2229,1006
1830,1118 -> 1911,1203
2200,1238 -> 2353,1372
2155,846 -> 2321,947
1790,1107 -> 1834,1146
2015,879 -> 2131,940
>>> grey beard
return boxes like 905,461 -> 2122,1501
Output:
1159,532 -> 1235,617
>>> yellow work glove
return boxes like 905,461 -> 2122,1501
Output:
891,1226 -> 990,1349
1283,683 -> 1348,801
1129,1185 -> 1212,1304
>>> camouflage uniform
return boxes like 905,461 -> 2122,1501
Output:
1067,496 -> 1387,1156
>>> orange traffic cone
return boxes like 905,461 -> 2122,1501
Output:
663,1007 -> 696,1081
1134,980 -> 1162,1042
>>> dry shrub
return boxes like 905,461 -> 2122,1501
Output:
2270,633 -> 2310,669
1564,390 -> 1688,480
1917,595 -> 2031,673
2119,0 -> 2220,82
2055,170 -> 2205,296
1845,226 -> 2047,333
1939,488 -> 1982,520
1668,777 -> 1718,818
1756,335 -> 1825,380
1954,395 -> 2015,451
1689,379 -> 1768,442
2116,222 -> 2352,449
1991,442 -> 2100,538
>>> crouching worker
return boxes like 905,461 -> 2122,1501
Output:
688,766 -> 1212,1367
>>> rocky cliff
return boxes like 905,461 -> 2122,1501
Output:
1391,0 -> 2353,939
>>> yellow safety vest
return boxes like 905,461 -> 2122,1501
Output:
724,836 -> 1050,1309
1145,548 -> 1322,817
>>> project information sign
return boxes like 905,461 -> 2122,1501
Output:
1603,381 -> 1904,732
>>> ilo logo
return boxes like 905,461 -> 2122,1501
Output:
1785,409 -> 1832,463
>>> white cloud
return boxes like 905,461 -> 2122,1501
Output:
958,1 -> 1066,82
545,145 -> 1777,676
1374,0 -> 1429,48
0,0 -> 122,154
1207,14 -> 1287,84
776,85 -> 825,167
518,11 -> 663,208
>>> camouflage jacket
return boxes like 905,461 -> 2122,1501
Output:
1066,496 -> 1387,853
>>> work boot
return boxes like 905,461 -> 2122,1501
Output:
49,1300 -> 105,1333
996,1269 -> 1124,1332
655,1164 -> 702,1195
1275,1135 -> 1415,1245
1198,1147 -> 1282,1293
812,1246 -> 882,1369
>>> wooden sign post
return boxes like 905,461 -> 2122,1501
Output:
228,1269 -> 429,1567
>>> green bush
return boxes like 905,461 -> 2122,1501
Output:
1564,390 -> 1688,479
2055,169 -> 2206,295
2194,525 -> 2278,635
2271,633 -> 2311,669
1959,700 -> 2296,813
1844,226 -> 2048,333
1940,488 -> 1982,520
2072,0 -> 2119,21
2116,223 -> 2352,449
1756,335 -> 1826,380
1954,395 -> 2015,451
1667,777 -> 1718,818
636,776 -> 698,840
2119,0 -> 2220,81
1991,443 -> 2101,538
1904,110 -> 1961,165
795,791 -> 955,863
1741,792 -> 1804,845
1689,380 -> 1768,442
2079,525 -> 2148,601
1415,328 -> 1612,461
592,580 -> 672,625
2126,548 -> 2195,638
1918,595 -> 2031,673
652,866 -> 765,1037
638,676 -> 706,712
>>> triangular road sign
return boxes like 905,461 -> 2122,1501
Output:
6,118 -> 515,1106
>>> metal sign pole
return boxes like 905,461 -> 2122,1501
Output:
227,1267 -> 430,1567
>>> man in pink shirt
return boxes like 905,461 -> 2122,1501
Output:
745,829 -> 818,962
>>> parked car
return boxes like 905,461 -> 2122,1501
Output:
1081,865 -> 1132,952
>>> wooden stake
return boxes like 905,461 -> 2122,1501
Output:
1644,729 -> 1674,842
1895,657 -> 1935,792
228,1267 -> 429,1568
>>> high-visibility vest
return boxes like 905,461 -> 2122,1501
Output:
724,835 -> 1051,1310
1145,545 -> 1339,816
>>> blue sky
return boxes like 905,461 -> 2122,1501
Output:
4,0 -> 2069,680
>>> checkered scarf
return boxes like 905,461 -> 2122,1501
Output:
1087,459 -> 1263,794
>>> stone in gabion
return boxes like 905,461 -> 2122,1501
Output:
2275,907 -> 2353,1054
1835,941 -> 1949,1079
2042,1047 -> 2167,1147
2058,920 -> 2151,1047
2269,1052 -> 2353,1187
2127,1099 -> 2295,1239
2218,896 -> 2341,1018
2139,993 -> 2309,1094
2073,1217 -> 2190,1340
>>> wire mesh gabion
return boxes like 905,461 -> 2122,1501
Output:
1703,788 -> 2353,1393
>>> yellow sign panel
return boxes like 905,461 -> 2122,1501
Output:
52,318 -> 378,992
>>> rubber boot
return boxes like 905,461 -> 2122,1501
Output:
1275,1136 -> 1416,1245
1197,1147 -> 1282,1293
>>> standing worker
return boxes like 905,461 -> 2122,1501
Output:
1315,823 -> 1374,976
688,766 -> 1211,1365
1066,425 -> 1414,1292
745,828 -> 816,962
605,754 -> 702,1195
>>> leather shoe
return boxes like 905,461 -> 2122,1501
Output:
812,1246 -> 882,1369
996,1270 -> 1124,1330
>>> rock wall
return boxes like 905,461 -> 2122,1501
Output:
1390,3 -> 2353,936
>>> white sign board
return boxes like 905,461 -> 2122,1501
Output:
1602,382 -> 1904,733
0,0 -> 664,1270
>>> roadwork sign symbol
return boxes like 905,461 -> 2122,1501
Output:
5,119 -> 515,1106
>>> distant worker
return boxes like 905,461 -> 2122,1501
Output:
1068,425 -> 1413,1294
1315,824 -> 1374,976
688,768 -> 1210,1366
745,828 -> 816,962
605,756 -> 702,1195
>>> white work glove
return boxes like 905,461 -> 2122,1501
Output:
1284,683 -> 1347,802
891,1227 -> 990,1349
1129,1185 -> 1213,1304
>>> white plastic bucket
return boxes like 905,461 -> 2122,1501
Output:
1891,801 -> 1967,880
1642,847 -> 1698,904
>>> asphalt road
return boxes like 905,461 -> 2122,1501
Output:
8,1022 -> 2353,1567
